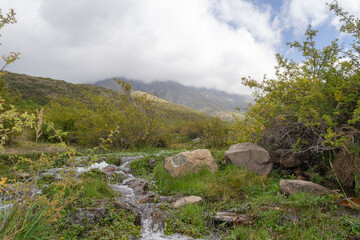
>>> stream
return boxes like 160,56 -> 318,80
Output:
77,156 -> 196,240
0,155 -> 198,239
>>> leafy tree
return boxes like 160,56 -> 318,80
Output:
44,80 -> 164,149
234,1 -> 359,155
183,117 -> 227,148
0,8 -> 20,71
110,79 -> 164,148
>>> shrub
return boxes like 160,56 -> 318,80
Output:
233,3 -> 359,156
183,117 -> 228,148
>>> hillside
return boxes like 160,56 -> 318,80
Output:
1,72 -> 208,122
1,72 -> 118,110
94,78 -> 251,117
1,72 -> 212,148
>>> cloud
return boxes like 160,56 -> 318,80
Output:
280,0 -> 329,34
280,0 -> 360,35
1,0 -> 282,95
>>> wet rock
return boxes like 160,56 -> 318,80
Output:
126,179 -> 149,194
137,197 -> 148,204
280,179 -> 330,196
137,193 -> 159,204
211,212 -> 248,226
173,196 -> 203,208
103,165 -> 120,173
164,149 -> 218,178
151,209 -> 165,230
225,142 -> 272,175
148,158 -> 157,169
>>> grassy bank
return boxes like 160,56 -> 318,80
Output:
128,150 -> 360,239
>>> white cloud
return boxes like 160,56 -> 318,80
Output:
280,0 -> 329,34
0,0 -> 280,95
280,0 -> 360,35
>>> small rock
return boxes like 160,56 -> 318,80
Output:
280,179 -> 330,196
173,196 -> 202,208
137,197 -> 148,204
192,138 -> 201,143
136,193 -> 159,204
103,165 -> 119,173
126,179 -> 148,194
211,212 -> 248,226
151,210 -> 165,231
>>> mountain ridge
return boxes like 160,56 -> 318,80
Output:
94,78 -> 251,117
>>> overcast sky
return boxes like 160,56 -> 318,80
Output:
1,0 -> 359,95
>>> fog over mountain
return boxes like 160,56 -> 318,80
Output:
95,78 -> 252,116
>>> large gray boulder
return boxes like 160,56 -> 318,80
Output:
280,179 -> 330,196
225,142 -> 272,175
164,149 -> 218,178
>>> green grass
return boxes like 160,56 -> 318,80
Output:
2,145 -> 360,240
0,198 -> 56,240
152,164 -> 270,200
164,204 -> 208,238
53,202 -> 141,240
126,150 -> 360,239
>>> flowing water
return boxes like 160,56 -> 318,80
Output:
1,156 -> 197,239
78,156 -> 196,240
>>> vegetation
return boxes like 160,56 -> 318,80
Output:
1,71 -> 215,149
128,151 -> 359,239
233,1 -> 360,190
0,9 -> 20,72
0,2 -> 360,240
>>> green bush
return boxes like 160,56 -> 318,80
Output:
183,117 -> 228,148
233,3 -> 359,156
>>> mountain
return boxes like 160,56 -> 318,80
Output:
0,72 -> 209,123
94,78 -> 251,119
